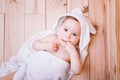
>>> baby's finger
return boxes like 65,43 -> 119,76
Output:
66,41 -> 74,47
54,47 -> 58,51
65,42 -> 74,50
53,42 -> 59,47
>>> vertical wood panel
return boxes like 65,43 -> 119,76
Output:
0,0 -> 5,13
103,1 -> 110,79
25,0 -> 45,40
67,0 -> 89,80
0,14 -> 4,65
46,0 -> 67,29
89,0 -> 106,80
116,0 -> 120,79
25,14 -> 45,40
25,0 -> 45,14
4,0 -> 24,61
106,0 -> 116,80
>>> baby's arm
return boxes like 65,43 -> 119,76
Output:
63,42 -> 82,75
32,34 -> 59,53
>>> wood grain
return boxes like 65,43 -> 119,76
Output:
4,0 -> 25,61
46,0 -> 66,29
0,0 -> 5,13
89,0 -> 106,80
25,0 -> 45,14
0,14 -> 4,65
105,0 -> 117,80
25,14 -> 45,41
67,0 -> 88,16
116,0 -> 120,79
25,0 -> 45,41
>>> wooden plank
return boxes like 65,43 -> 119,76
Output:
46,0 -> 67,29
25,0 -> 45,41
4,0 -> 24,61
105,0 -> 117,80
25,14 -> 45,41
0,0 -> 5,13
67,0 -> 89,80
116,0 -> 120,79
89,37 -> 97,80
67,0 -> 88,16
0,14 -> 4,65
25,0 -> 45,14
89,0 -> 106,80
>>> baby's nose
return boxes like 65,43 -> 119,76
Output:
66,33 -> 71,39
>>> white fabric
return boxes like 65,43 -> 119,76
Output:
0,8 -> 96,80
0,56 -> 19,77
24,51 -> 70,80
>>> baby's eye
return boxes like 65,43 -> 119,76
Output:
64,28 -> 68,32
72,33 -> 77,36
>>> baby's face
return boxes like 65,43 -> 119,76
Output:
57,18 -> 81,46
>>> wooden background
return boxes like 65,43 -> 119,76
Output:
0,0 -> 119,80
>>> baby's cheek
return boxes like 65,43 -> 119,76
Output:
72,40 -> 78,46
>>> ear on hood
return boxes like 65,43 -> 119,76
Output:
71,8 -> 96,34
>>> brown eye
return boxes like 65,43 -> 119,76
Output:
64,28 -> 68,32
73,33 -> 77,36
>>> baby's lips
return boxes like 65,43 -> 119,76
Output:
60,39 -> 66,46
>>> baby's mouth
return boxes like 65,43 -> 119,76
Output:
62,39 -> 67,43
59,39 -> 67,46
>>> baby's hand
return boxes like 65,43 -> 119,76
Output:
45,41 -> 59,53
64,42 -> 77,55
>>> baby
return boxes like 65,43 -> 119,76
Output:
32,16 -> 82,71
21,16 -> 81,80
0,8 -> 96,80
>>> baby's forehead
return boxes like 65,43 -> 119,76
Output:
60,18 -> 80,30
62,17 -> 81,27
56,16 -> 81,30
